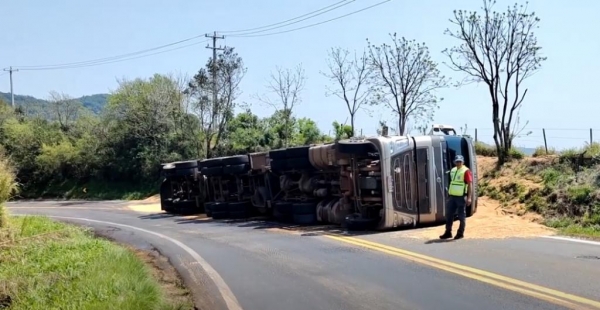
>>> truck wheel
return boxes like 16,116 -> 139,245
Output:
274,202 -> 293,222
345,213 -> 378,231
200,157 -> 224,168
293,213 -> 317,225
222,155 -> 250,166
174,160 -> 198,169
209,202 -> 229,213
292,202 -> 317,215
175,167 -> 198,177
336,139 -> 376,155
229,211 -> 249,219
201,166 -> 223,176
211,211 -> 229,219
223,164 -> 250,175
228,201 -> 251,213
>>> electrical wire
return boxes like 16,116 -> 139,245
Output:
14,35 -> 207,70
219,0 -> 355,35
17,40 -> 208,71
229,0 -> 391,38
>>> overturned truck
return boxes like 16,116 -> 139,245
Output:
160,132 -> 479,230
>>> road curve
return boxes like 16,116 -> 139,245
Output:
8,200 -> 600,310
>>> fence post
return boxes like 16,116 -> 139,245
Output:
475,128 -> 478,142
590,128 -> 593,145
542,128 -> 548,154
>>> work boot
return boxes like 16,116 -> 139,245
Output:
439,231 -> 453,239
454,233 -> 464,240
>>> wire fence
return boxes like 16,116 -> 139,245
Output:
469,128 -> 597,151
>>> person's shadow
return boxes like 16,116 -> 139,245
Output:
424,238 -> 456,244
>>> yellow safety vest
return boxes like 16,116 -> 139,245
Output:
449,166 -> 469,197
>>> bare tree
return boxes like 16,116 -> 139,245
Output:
367,33 -> 448,135
443,0 -> 546,165
47,91 -> 83,131
321,47 -> 372,136
257,64 -> 306,147
187,47 -> 246,158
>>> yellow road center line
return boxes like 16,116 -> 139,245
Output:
325,234 -> 600,309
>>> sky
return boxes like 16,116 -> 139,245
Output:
1,0 -> 598,150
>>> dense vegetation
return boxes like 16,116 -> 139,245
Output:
477,142 -> 600,238
0,49 -> 354,199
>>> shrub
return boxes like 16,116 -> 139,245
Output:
532,146 -> 556,157
509,148 -> 525,160
474,141 -> 497,157
0,150 -> 18,228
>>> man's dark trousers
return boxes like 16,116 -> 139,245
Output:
445,195 -> 466,235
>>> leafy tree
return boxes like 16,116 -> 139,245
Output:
443,0 -> 546,165
187,47 -> 246,159
367,33 -> 448,135
332,121 -> 353,141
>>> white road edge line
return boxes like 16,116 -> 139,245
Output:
541,235 -> 600,246
14,214 -> 243,310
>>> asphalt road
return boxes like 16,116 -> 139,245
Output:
7,200 -> 600,310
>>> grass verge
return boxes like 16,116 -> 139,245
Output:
477,148 -> 600,240
17,179 -> 158,201
0,215 -> 192,310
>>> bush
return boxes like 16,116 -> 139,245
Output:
0,150 -> 18,228
532,146 -> 556,157
474,141 -> 497,157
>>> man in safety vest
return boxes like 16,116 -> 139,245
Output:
440,154 -> 472,240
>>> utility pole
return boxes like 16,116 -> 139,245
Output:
204,31 -> 224,158
2,66 -> 19,107
205,31 -> 225,106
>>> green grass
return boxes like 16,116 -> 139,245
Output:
17,179 -> 158,201
0,215 -> 190,310
545,217 -> 600,240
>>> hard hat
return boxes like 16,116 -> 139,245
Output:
454,155 -> 465,163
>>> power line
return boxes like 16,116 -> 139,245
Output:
229,0 -> 391,38
13,35 -> 207,70
17,40 -> 209,71
2,67 -> 19,107
220,0 -> 355,36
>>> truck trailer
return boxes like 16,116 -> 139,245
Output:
159,130 -> 478,231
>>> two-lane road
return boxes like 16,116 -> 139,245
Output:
8,201 -> 600,310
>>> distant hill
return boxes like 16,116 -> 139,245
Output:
0,92 -> 109,114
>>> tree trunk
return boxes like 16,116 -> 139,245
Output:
350,114 -> 355,137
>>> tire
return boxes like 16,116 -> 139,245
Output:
229,211 -> 248,219
293,213 -> 317,225
292,202 -> 317,215
163,164 -> 176,177
174,160 -> 198,169
285,146 -> 309,158
274,209 -> 293,222
270,160 -> 287,172
222,155 -> 250,166
223,164 -> 250,175
345,213 -> 378,231
201,166 -> 223,176
336,139 -> 376,155
286,157 -> 313,170
209,202 -> 229,213
269,149 -> 287,160
205,203 -> 213,217
274,202 -> 293,214
200,157 -> 224,168
211,211 -> 229,219
175,167 -> 197,177
228,201 -> 250,213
